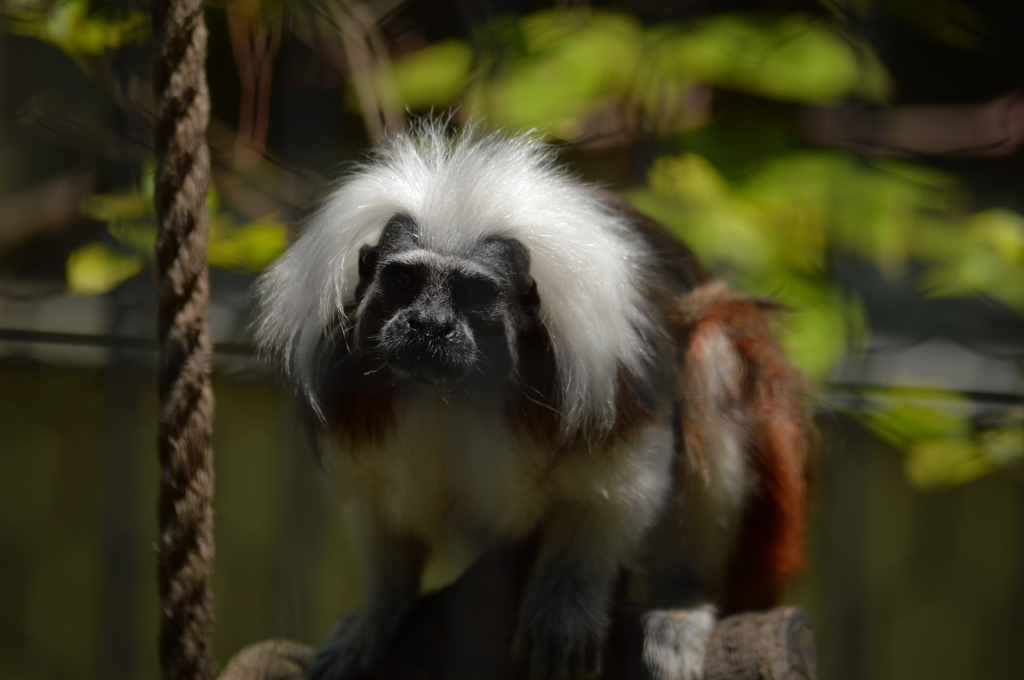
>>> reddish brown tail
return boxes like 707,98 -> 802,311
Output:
674,283 -> 815,612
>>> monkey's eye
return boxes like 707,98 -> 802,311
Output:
455,277 -> 498,307
387,267 -> 419,294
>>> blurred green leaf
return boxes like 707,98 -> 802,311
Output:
627,150 -> 867,380
675,14 -> 891,103
4,0 -> 148,56
386,39 -> 474,110
740,153 -> 959,275
474,10 -> 644,135
66,242 -> 144,295
70,169 -> 289,295
628,142 -> 1024,399
919,208 -> 1024,310
434,9 -> 891,134
902,409 -> 1024,489
979,415 -> 1024,467
904,436 -> 994,489
82,189 -> 151,224
770,277 -> 863,381
647,152 -> 730,204
864,397 -> 972,447
109,222 -> 157,254
83,189 -> 157,254
970,208 -> 1024,262
631,153 -> 775,274
208,215 -> 289,272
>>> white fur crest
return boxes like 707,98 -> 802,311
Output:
253,121 -> 654,433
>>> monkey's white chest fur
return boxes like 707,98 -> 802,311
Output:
329,387 -> 676,551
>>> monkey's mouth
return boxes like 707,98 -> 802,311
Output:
383,342 -> 475,384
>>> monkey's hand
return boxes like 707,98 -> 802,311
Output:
514,569 -> 607,680
308,521 -> 426,680
306,612 -> 392,680
513,504 -> 638,680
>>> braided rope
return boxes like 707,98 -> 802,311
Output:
152,0 -> 215,679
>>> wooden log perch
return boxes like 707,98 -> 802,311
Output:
220,549 -> 816,680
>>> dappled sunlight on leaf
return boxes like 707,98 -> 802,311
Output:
905,437 -> 995,489
919,208 -> 1024,310
626,142 -> 1024,408
66,242 -> 144,296
741,153 -> 957,275
69,173 -> 289,295
385,40 -> 473,110
970,208 -> 1024,262
841,378 -> 1023,489
865,397 -> 972,447
630,153 -> 776,273
83,189 -> 151,224
373,8 -> 892,137
765,277 -> 862,381
4,0 -> 148,56
902,411 -> 1024,490
627,188 -> 774,275
476,10 -> 644,136
648,152 -> 729,203
628,152 -> 867,380
208,216 -> 289,272
674,14 -> 891,103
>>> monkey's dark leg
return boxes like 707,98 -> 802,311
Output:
308,517 -> 427,680
515,505 -> 641,680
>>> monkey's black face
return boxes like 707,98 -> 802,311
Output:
354,214 -> 540,386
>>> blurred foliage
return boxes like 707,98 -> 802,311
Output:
865,398 -> 1024,488
384,10 -> 890,138
630,148 -> 1023,491
656,14 -> 889,103
375,39 -> 474,110
382,7 -> 1023,489
68,166 -> 288,295
2,1 -> 1017,488
2,0 -> 148,56
628,151 -> 866,382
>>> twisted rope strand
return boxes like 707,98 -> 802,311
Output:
152,0 -> 215,679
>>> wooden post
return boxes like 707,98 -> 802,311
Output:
217,547 -> 816,680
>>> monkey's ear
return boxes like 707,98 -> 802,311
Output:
358,244 -> 378,280
356,245 -> 378,300
521,279 -> 541,327
501,239 -> 540,326
490,237 -> 540,326
379,214 -> 420,251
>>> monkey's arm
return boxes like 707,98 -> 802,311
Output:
514,422 -> 681,680
515,504 -> 629,680
307,511 -> 427,680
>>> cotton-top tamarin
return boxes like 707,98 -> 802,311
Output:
253,121 -> 813,680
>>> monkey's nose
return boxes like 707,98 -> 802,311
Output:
408,309 -> 457,337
